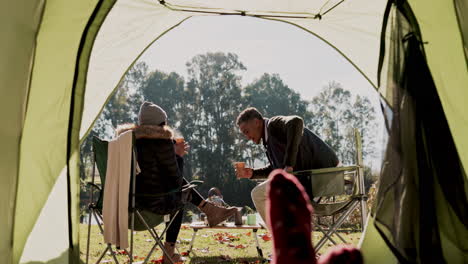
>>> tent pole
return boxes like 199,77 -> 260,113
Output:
85,144 -> 97,264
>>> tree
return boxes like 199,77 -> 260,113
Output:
79,52 -> 380,211
243,73 -> 312,124
309,81 -> 352,163
348,95 -> 378,161
139,70 -> 185,124
183,52 -> 255,205
309,81 -> 379,172
242,73 -> 313,167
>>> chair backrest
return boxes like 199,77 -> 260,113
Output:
91,136 -> 109,211
352,128 -> 366,198
91,135 -> 164,231
294,129 -> 365,199
92,135 -> 138,209
295,168 -> 346,197
296,129 -> 368,232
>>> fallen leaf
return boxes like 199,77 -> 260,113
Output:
261,234 -> 271,241
246,232 -> 251,236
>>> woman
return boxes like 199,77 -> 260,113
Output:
117,101 -> 237,263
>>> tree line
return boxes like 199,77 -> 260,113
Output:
80,52 -> 379,210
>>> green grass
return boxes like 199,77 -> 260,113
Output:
80,223 -> 361,263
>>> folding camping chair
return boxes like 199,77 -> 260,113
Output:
294,129 -> 368,252
85,134 -> 197,264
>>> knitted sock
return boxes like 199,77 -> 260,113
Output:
318,244 -> 363,264
267,169 -> 316,264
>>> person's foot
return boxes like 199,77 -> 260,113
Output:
318,245 -> 363,264
162,242 -> 183,264
198,200 -> 237,227
267,169 -> 315,264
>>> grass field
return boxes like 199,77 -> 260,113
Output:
80,223 -> 361,264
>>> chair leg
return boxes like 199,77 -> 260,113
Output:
142,239 -> 161,264
187,229 -> 198,257
253,229 -> 264,258
135,210 -> 180,264
315,202 -> 359,251
94,243 -> 120,264
316,224 -> 337,245
85,208 -> 94,264
108,244 -> 121,264
91,212 -> 121,264
335,230 -> 348,244
154,211 -> 181,263
94,247 -> 109,264
129,211 -> 134,264
135,211 -> 162,264
359,198 -> 368,232
159,211 -> 180,239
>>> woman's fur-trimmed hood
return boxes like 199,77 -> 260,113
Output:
116,124 -> 173,139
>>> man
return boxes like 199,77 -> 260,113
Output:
235,107 -> 339,223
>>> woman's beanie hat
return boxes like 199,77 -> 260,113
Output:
138,101 -> 167,126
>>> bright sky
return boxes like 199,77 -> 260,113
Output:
141,16 -> 380,102
139,15 -> 386,169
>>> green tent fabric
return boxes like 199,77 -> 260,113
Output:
0,1 -> 44,262
373,2 -> 468,262
0,0 -> 467,263
409,0 -> 468,181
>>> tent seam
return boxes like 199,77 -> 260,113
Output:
67,0 -> 117,261
11,1 -> 47,263
156,0 -> 321,19
452,0 -> 468,69
79,16 -> 193,143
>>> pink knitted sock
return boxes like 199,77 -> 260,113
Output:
318,244 -> 363,264
267,169 -> 316,264
266,169 -> 364,264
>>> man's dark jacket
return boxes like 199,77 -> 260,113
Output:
252,116 -> 339,193
117,124 -> 183,214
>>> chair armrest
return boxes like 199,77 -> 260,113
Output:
87,182 -> 101,191
182,180 -> 204,192
294,165 -> 359,176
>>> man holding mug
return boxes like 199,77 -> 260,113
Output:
234,107 -> 339,223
